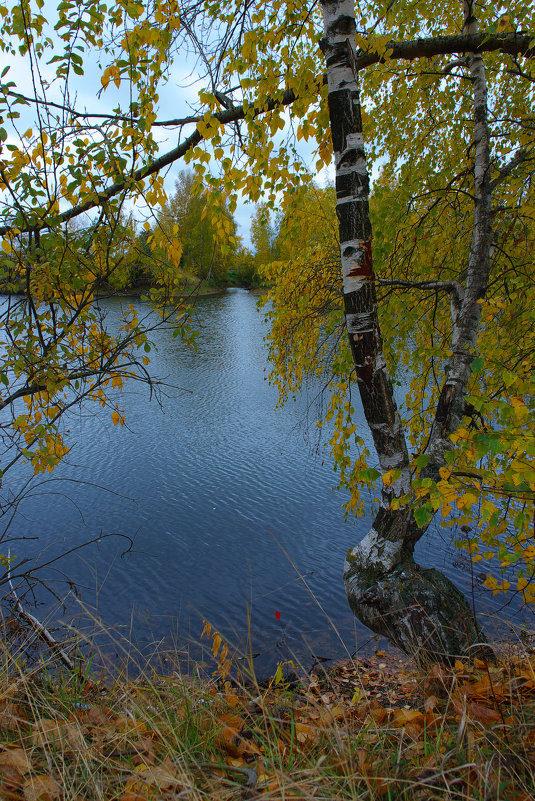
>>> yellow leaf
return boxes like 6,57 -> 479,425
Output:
111,411 -> 121,425
523,545 -> 535,561
351,688 -> 362,705
382,470 -> 395,487
511,396 -> 528,419
457,492 -> 478,510
225,693 -> 240,708
211,633 -> 222,658
483,574 -> 498,591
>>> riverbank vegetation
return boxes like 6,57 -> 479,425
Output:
0,168 -> 261,297
0,631 -> 534,801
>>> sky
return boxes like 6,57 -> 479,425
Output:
0,1 -> 334,250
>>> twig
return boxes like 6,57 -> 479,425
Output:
6,549 -> 75,671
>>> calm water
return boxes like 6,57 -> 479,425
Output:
1,290 -> 529,673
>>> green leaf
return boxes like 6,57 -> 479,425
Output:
414,503 -> 433,528
358,468 -> 381,483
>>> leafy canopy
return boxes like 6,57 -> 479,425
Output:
199,0 -> 535,602
0,0 -> 533,604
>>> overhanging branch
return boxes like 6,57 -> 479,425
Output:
377,277 -> 464,305
0,88 -> 299,237
354,31 -> 534,70
0,30 -> 532,236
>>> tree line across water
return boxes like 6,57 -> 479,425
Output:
0,167 -> 291,294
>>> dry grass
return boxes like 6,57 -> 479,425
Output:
0,625 -> 534,801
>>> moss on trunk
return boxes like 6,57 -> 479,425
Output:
344,555 -> 495,667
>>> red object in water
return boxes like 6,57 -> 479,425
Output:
275,611 -> 281,620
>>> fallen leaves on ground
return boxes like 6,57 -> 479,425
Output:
0,648 -> 533,800
22,774 -> 61,801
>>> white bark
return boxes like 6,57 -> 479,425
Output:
320,0 -> 412,517
321,0 -> 494,663
424,0 -> 492,477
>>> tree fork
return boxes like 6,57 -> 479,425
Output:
320,0 -> 494,664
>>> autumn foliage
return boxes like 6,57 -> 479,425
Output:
0,0 -> 533,663
0,629 -> 535,800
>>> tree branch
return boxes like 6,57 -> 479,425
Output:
0,31 -> 531,236
422,1 -> 494,484
490,146 -> 534,190
376,277 -> 464,307
0,88 -> 299,236
354,31 -> 535,71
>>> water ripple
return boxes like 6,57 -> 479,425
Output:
2,289 -> 528,674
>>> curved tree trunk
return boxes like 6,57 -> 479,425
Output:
320,0 -> 495,666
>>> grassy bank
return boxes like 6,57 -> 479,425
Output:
1,629 -> 534,801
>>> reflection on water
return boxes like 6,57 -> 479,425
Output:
2,290 -> 529,673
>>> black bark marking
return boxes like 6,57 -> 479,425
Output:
327,13 -> 355,37
336,169 -> 368,199
350,329 -> 375,392
337,148 -> 363,169
344,281 -> 375,316
337,199 -> 371,242
435,383 -> 456,438
328,90 -> 360,152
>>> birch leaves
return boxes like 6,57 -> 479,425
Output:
219,0 -> 535,605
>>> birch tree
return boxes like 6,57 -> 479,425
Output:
0,0 -> 533,661
207,0 -> 534,663
317,0 -> 496,663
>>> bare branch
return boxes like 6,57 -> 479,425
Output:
354,31 -> 535,71
377,277 -> 464,304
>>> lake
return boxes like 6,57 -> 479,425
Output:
1,289 -> 529,674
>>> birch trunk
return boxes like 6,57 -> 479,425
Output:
320,0 -> 494,665
423,1 -> 493,480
